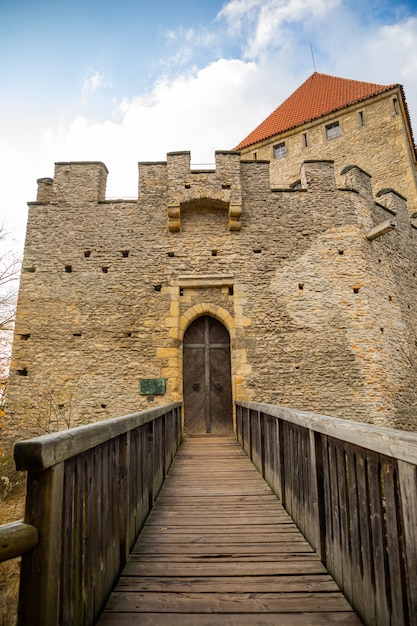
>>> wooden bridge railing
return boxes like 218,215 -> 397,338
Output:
236,401 -> 417,626
2,402 -> 182,626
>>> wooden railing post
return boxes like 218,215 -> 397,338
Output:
260,411 -> 266,478
276,417 -> 285,506
308,429 -> 325,561
18,462 -> 64,626
118,431 -> 130,565
243,406 -> 251,457
163,411 -> 171,475
147,420 -> 154,508
398,460 -> 417,626
235,404 -> 242,446
250,409 -> 263,474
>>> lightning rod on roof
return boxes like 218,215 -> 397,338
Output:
310,42 -> 317,72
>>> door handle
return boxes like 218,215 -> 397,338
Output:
215,382 -> 223,391
193,382 -> 200,391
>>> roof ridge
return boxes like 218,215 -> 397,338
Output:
234,72 -> 398,151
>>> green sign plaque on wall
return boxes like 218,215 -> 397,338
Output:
140,378 -> 166,395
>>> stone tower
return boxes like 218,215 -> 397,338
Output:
235,73 -> 417,220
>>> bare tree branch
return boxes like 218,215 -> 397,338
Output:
0,223 -> 21,367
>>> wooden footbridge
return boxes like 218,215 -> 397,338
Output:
1,402 -> 417,625
98,435 -> 359,625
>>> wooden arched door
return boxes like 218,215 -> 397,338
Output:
183,316 -> 233,434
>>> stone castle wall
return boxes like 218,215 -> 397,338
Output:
4,152 -> 417,448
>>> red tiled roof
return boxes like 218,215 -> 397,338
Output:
234,72 -> 398,150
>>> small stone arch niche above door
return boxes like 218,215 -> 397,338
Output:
167,199 -> 242,232
183,315 -> 233,435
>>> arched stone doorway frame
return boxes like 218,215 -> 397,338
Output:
177,304 -> 236,433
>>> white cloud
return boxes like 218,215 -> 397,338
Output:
81,71 -> 112,96
369,17 -> 417,124
368,17 -> 417,81
162,26 -> 219,70
219,0 -> 341,58
42,59 -> 263,198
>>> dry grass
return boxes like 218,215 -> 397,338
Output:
0,456 -> 26,626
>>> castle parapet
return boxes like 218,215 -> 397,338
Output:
138,161 -> 167,197
300,160 -> 336,191
35,162 -> 109,204
36,178 -> 54,203
376,188 -> 407,215
341,165 -> 373,199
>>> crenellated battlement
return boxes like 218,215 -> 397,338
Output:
35,161 -> 108,204
32,155 -> 411,236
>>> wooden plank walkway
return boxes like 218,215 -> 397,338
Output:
97,436 -> 362,625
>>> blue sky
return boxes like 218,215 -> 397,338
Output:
1,0 -> 417,253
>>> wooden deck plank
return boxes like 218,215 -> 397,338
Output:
131,542 -> 313,554
97,436 -> 361,625
115,574 -> 339,592
138,532 -> 303,542
126,553 -> 321,563
121,560 -> 327,576
151,502 -> 286,510
144,516 -> 293,525
103,590 -> 355,613
135,541 -> 308,550
140,524 -> 294,533
97,612 -> 362,625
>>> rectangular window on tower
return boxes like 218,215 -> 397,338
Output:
325,121 -> 341,140
273,142 -> 286,158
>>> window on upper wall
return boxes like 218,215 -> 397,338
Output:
273,142 -> 286,158
302,133 -> 308,147
325,121 -> 341,140
253,152 -> 257,160
393,97 -> 400,115
358,111 -> 365,127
